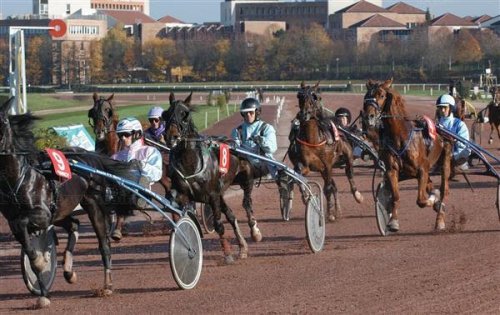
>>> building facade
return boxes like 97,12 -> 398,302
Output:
32,0 -> 149,18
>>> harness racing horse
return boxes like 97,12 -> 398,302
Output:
363,78 -> 452,232
288,82 -> 364,222
486,86 -> 500,145
88,92 -> 119,156
447,80 -> 467,121
88,93 -> 172,240
0,98 -> 132,307
163,92 -> 261,264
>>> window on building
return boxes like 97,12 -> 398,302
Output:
66,4 -> 70,14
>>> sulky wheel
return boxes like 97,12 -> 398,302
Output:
375,181 -> 393,237
305,181 -> 325,253
169,217 -> 203,290
200,203 -> 215,234
21,228 -> 58,296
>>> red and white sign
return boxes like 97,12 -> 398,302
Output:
219,143 -> 230,175
45,148 -> 72,181
49,19 -> 67,38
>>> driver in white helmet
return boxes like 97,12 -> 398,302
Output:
111,117 -> 163,241
435,94 -> 471,171
144,106 -> 166,144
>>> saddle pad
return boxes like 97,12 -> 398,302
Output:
423,115 -> 437,141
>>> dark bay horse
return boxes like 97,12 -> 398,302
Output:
163,92 -> 260,263
0,98 -> 132,307
363,78 -> 452,232
88,93 -> 172,240
88,92 -> 119,156
485,86 -> 500,145
288,82 -> 364,222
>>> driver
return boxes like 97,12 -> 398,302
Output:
111,117 -> 163,241
435,94 -> 471,171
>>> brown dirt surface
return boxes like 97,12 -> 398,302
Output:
2,91 -> 500,314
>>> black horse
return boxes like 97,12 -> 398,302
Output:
163,92 -> 262,264
0,98 -> 136,307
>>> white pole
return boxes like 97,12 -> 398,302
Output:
205,112 -> 208,129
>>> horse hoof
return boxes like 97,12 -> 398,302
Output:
223,255 -> 234,265
435,220 -> 446,231
64,271 -> 78,284
489,139 -> 493,145
354,191 -> 364,203
36,297 -> 51,309
251,230 -> 263,242
328,214 -> 335,222
111,229 -> 122,241
101,289 -> 113,297
388,219 -> 399,232
239,251 -> 248,260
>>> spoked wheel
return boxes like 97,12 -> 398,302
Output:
200,203 -> 215,234
304,180 -> 325,253
21,227 -> 57,296
280,186 -> 293,221
169,217 -> 203,290
375,181 -> 393,237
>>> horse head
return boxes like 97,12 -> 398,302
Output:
362,78 -> 395,129
88,93 -> 117,141
163,92 -> 195,148
0,97 -> 15,152
297,81 -> 322,121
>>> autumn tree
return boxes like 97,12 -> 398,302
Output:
453,29 -> 483,67
0,38 -> 7,84
88,40 -> 104,83
26,36 -> 43,85
101,24 -> 134,82
142,37 -> 176,82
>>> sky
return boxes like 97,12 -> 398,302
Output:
0,0 -> 499,24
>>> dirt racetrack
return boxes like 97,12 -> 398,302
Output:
2,91 -> 500,314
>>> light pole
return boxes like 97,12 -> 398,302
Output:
336,58 -> 339,79
421,56 -> 425,69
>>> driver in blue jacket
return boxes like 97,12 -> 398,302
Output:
435,94 -> 471,171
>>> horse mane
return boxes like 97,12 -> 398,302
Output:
9,112 -> 41,159
385,87 -> 408,117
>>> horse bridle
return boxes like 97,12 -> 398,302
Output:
88,97 -> 114,135
297,87 -> 321,121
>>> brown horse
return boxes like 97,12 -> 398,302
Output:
288,82 -> 363,222
485,86 -> 500,145
447,80 -> 467,121
363,78 -> 452,232
88,92 -> 119,155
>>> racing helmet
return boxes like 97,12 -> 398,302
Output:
334,107 -> 352,124
240,98 -> 261,119
436,94 -> 456,111
148,106 -> 164,119
116,117 -> 143,138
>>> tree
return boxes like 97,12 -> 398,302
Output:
142,38 -> 175,82
101,24 -> 134,82
88,40 -> 104,83
453,29 -> 483,67
0,39 -> 7,84
26,36 -> 43,85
